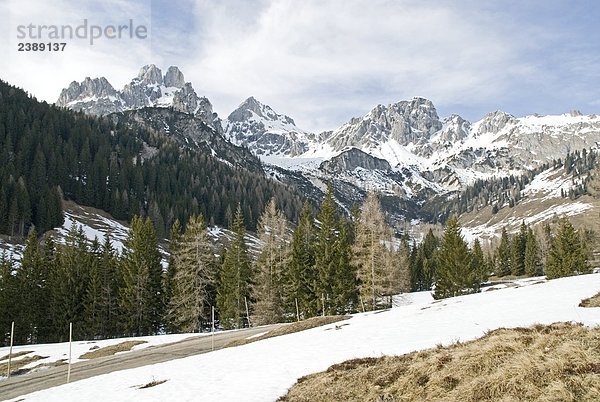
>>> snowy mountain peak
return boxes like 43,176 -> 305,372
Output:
56,65 -> 219,130
325,96 -> 443,153
224,97 -> 312,157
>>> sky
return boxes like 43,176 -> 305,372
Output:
1,0 -> 600,132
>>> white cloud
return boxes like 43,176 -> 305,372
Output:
183,0 -> 535,131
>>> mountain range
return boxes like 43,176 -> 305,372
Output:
57,64 -> 600,224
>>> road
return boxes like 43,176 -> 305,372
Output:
0,324 -> 284,401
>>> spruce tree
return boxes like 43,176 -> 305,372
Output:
119,216 -> 164,336
496,227 -> 512,277
163,220 -> 182,333
0,253 -> 17,346
511,222 -> 527,276
524,228 -> 542,277
252,199 -> 290,325
217,206 -> 252,329
50,224 -> 90,341
83,238 -> 104,339
167,215 -> 216,332
314,186 -> 339,315
99,233 -> 119,338
16,228 -> 50,343
470,238 -> 487,288
330,216 -> 357,314
545,218 -> 590,279
285,201 -> 317,318
434,217 -> 478,300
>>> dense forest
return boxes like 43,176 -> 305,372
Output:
0,80 -> 304,238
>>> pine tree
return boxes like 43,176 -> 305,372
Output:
217,206 -> 252,329
119,216 -> 164,336
352,192 -> 393,310
330,216 -> 357,314
167,215 -> 216,332
285,201 -> 317,318
252,199 -> 290,325
524,228 -> 541,277
545,218 -> 590,279
434,217 -> 478,300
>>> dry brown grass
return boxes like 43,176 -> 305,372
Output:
579,292 -> 600,308
278,323 -> 600,402
0,354 -> 47,376
226,316 -> 350,348
0,350 -> 33,362
79,340 -> 147,359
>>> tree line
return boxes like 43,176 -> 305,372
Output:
0,189 -> 410,345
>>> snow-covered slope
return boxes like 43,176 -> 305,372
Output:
8,273 -> 600,402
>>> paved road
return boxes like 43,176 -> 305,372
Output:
0,324 -> 284,401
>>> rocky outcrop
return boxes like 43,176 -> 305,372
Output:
320,148 -> 391,175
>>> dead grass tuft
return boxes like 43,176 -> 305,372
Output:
0,351 -> 33,362
278,322 -> 600,402
0,355 -> 47,377
79,340 -> 147,359
226,316 -> 350,348
579,292 -> 600,307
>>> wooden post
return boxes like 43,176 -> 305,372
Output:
7,321 -> 14,379
211,306 -> 215,351
67,322 -> 72,383
244,297 -> 251,328
295,298 -> 300,322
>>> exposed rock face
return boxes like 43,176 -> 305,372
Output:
326,97 -> 443,151
56,64 -> 219,131
224,97 -> 312,156
319,148 -> 391,175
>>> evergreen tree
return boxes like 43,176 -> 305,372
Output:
434,217 -> 478,299
510,222 -> 527,276
15,228 -> 50,343
470,238 -> 487,288
545,218 -> 590,279
118,216 -> 163,336
217,206 -> 252,329
99,233 -> 119,338
252,199 -> 290,325
83,238 -> 104,339
329,216 -> 357,314
50,224 -> 90,341
0,253 -> 17,346
163,220 -> 182,333
167,215 -> 216,332
285,201 -> 317,318
524,228 -> 542,277
495,227 -> 512,277
314,186 -> 340,315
